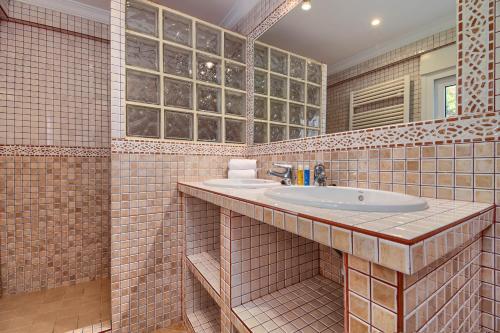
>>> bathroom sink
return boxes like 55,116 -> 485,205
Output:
203,178 -> 280,189
264,186 -> 429,212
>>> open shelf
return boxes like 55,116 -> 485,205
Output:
232,275 -> 344,333
186,305 -> 221,333
187,250 -> 221,294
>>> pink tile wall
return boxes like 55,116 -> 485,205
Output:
0,1 -> 110,148
110,153 -> 240,331
0,155 -> 110,295
0,0 -> 112,298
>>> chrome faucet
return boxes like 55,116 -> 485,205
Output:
267,163 -> 293,186
314,163 -> 327,186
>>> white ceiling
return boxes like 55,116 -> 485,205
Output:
259,0 -> 456,74
152,0 -> 259,28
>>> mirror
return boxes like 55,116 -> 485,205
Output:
253,0 -> 457,143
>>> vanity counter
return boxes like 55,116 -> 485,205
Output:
178,182 -> 494,274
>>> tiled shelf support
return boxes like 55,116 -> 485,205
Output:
186,305 -> 222,333
186,250 -> 221,296
232,275 -> 344,333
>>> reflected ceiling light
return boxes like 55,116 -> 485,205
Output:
371,18 -> 381,26
301,0 -> 311,11
205,61 -> 214,69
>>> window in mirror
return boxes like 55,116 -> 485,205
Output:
270,124 -> 287,142
270,49 -> 288,75
255,44 -> 269,70
434,75 -> 457,119
290,56 -> 306,79
270,75 -> 287,99
254,122 -> 268,143
270,100 -> 287,123
445,85 -> 457,117
253,41 -> 325,143
254,70 -> 268,95
125,5 -> 246,143
254,96 -> 268,120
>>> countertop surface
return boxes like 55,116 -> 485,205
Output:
178,181 -> 494,244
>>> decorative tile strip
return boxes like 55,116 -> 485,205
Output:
111,138 -> 246,156
0,144 -> 110,157
246,113 -> 499,155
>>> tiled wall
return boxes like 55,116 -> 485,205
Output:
0,0 -> 111,296
0,1 -> 110,147
0,155 -> 110,295
110,153 -> 240,331
327,28 -> 456,133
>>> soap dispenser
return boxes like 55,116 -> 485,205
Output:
297,163 -> 304,186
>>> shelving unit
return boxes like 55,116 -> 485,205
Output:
232,276 -> 344,333
186,250 -> 221,294
186,305 -> 221,333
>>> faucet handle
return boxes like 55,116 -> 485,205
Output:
273,163 -> 292,169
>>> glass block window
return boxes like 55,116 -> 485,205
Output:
253,41 -> 324,143
125,1 -> 247,143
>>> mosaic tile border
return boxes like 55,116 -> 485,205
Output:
0,144 -> 111,157
246,112 -> 499,155
111,139 -> 246,156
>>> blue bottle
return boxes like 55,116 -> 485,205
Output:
304,164 -> 310,186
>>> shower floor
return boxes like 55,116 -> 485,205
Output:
0,277 -> 111,333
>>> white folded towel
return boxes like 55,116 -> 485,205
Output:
228,159 -> 257,171
228,169 -> 256,179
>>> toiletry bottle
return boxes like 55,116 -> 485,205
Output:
304,164 -> 310,186
297,163 -> 304,186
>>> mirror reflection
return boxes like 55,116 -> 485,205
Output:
254,0 -> 456,143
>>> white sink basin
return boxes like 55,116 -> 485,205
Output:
203,178 -> 280,189
264,186 -> 429,212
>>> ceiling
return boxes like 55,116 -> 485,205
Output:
259,0 -> 456,74
72,0 -> 109,10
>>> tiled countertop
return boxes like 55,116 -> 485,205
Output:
178,182 -> 494,275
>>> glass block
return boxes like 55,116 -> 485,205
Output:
307,107 -> 320,127
126,1 -> 158,37
196,54 -> 221,84
289,103 -> 305,125
164,77 -> 192,109
254,44 -> 268,70
307,129 -> 320,137
225,62 -> 246,90
126,70 -> 160,104
254,122 -> 268,144
163,44 -> 192,78
196,23 -> 221,55
289,80 -> 305,102
165,111 -> 193,140
307,84 -> 321,106
270,124 -> 286,142
270,49 -> 287,75
198,115 -> 221,142
289,127 -> 305,140
224,34 -> 245,63
225,90 -> 245,116
270,75 -> 287,99
126,34 -> 159,71
307,62 -> 322,84
225,118 -> 246,143
290,56 -> 306,79
254,70 -> 267,95
163,11 -> 192,46
196,84 -> 221,113
126,105 -> 160,138
254,96 -> 267,120
270,99 -> 286,123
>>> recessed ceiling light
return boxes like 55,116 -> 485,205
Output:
371,18 -> 381,26
301,0 -> 311,11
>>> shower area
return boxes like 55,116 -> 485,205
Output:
0,1 -> 111,332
